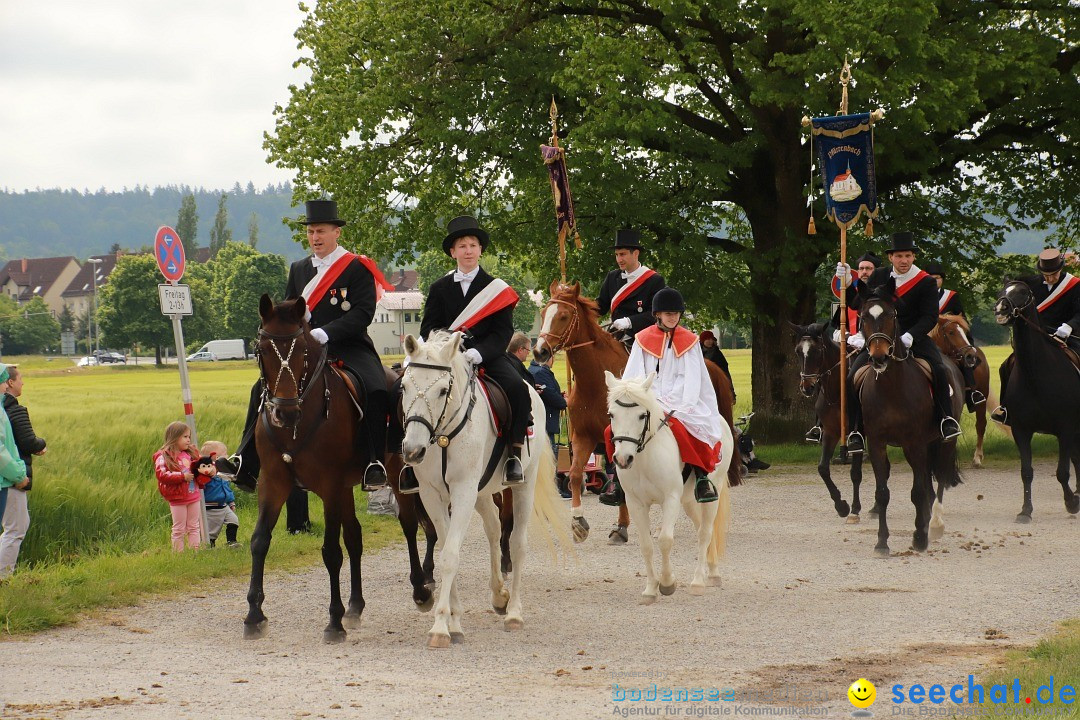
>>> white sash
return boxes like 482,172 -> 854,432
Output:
938,289 -> 956,311
449,278 -> 516,331
610,266 -> 656,313
1037,273 -> 1080,313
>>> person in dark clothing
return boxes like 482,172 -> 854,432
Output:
698,330 -> 735,402
596,229 -> 666,347
506,332 -> 534,384
528,354 -> 566,455
0,365 -> 45,577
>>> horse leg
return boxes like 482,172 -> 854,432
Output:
682,487 -> 714,595
244,484 -> 288,639
868,441 -> 891,557
1056,435 -> 1080,515
397,493 -> 434,611
422,484 -> 473,649
817,433 -> 850,518
1015,429 -> 1035,523
340,488 -> 366,630
497,489 -> 514,576
568,430 -> 590,542
903,444 -> 932,552
477,492 -> 509,619
867,453 -> 886,518
504,478 -> 536,631
973,362 -> 989,468
929,474 -> 946,542
851,451 -> 865,519
625,496 -> 658,604
320,500 -> 347,643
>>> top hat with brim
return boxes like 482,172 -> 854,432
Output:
611,228 -> 644,251
885,231 -> 918,254
922,261 -> 945,278
300,199 -> 346,227
1037,248 -> 1065,273
442,215 -> 490,256
856,252 -> 882,268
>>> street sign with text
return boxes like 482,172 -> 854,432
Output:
158,284 -> 193,316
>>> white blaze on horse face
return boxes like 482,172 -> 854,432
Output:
868,304 -> 884,319
536,305 -> 559,353
957,325 -> 972,348
797,338 -> 812,360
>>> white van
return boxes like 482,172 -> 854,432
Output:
190,339 -> 247,361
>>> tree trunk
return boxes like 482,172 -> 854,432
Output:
155,345 -> 162,367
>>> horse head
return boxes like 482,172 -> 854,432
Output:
400,330 -> 468,466
860,286 -> 901,370
934,314 -> 979,368
995,280 -> 1035,326
604,370 -> 662,470
257,294 -> 317,429
535,280 -> 586,362
790,321 -> 834,397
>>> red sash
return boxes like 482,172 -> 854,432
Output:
894,270 -> 929,298
938,289 -> 957,312
604,418 -> 721,473
610,268 -> 657,314
450,279 -> 519,331
306,253 -> 394,310
1037,274 -> 1080,314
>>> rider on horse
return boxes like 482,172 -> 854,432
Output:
839,232 -> 962,453
397,215 -> 529,494
222,199 -> 393,492
597,229 -> 667,347
619,287 -> 723,504
991,248 -> 1080,425
923,261 -> 986,411
806,252 -> 882,444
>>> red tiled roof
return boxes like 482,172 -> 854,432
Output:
0,256 -> 78,301
61,255 -> 119,298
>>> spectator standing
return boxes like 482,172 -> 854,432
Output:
0,365 -> 45,578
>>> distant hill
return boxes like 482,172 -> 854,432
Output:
0,184 -> 308,262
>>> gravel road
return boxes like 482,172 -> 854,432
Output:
2,460 -> 1078,719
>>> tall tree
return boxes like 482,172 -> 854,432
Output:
265,0 -> 1078,439
175,193 -> 199,258
0,297 -> 62,354
209,193 -> 233,258
209,242 -> 288,340
247,212 -> 260,248
97,254 -> 177,365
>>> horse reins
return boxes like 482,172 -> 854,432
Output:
610,397 -> 673,454
539,298 -> 596,353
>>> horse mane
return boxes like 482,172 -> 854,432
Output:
607,376 -> 663,415
550,283 -> 626,355
415,329 -> 462,358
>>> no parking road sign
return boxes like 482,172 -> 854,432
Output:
155,226 -> 186,283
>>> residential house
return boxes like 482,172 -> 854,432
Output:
370,291 -> 423,356
0,256 -> 81,317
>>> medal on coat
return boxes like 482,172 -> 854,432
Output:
329,288 -> 338,306
637,300 -> 643,313
340,288 -> 351,311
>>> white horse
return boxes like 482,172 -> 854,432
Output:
401,330 -> 571,648
604,371 -> 733,604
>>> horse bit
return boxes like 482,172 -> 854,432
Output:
609,398 -> 672,454
401,361 -> 476,451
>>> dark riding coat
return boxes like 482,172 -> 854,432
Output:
596,269 -> 666,338
1021,274 -> 1080,333
938,288 -> 965,316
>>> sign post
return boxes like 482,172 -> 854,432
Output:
155,226 -> 207,543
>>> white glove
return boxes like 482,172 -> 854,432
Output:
310,328 -> 329,345
835,262 -> 851,285
463,348 -> 483,365
847,333 -> 865,350
1056,323 -> 1073,339
901,332 -> 913,348
611,317 -> 632,331
831,329 -> 841,342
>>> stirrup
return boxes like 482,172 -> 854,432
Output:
969,390 -> 986,405
940,417 -> 962,440
362,460 -> 388,490
502,456 -> 525,487
397,466 -> 420,495
990,406 -> 1008,425
215,454 -> 241,476
804,425 -> 822,444
694,477 -> 718,503
846,431 -> 865,454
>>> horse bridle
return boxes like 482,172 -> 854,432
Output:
401,361 -> 477,451
938,319 -> 977,363
609,398 -> 672,454
256,326 -> 329,442
538,298 -> 595,353
862,303 -> 912,362
798,335 -> 839,394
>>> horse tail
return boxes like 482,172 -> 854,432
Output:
529,440 -> 575,564
931,439 -> 963,489
707,471 -> 732,565
727,431 -> 743,488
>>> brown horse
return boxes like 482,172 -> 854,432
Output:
534,281 -> 740,543
929,314 -> 993,468
246,295 -> 435,640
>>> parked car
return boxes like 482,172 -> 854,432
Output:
94,350 -> 127,364
186,351 -> 218,362
75,356 -> 99,367
189,339 -> 246,360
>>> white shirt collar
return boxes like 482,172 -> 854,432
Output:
453,267 -> 479,282
621,264 -> 650,281
311,245 -> 347,270
891,264 -> 921,284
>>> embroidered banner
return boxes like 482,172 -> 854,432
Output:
811,113 -> 879,230
542,144 -> 579,248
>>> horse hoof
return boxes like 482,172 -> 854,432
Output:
323,628 -> 347,644
243,620 -> 268,640
1066,497 -> 1080,515
493,602 -> 508,616
1015,513 -> 1032,524
343,612 -> 363,630
608,525 -> 629,545
450,632 -> 465,644
912,537 -> 929,553
707,575 -> 722,587
639,594 -> 657,606
836,500 -> 851,517
846,514 -> 860,525
873,546 -> 890,558
572,516 -> 590,543
504,618 -> 524,632
688,584 -> 705,596
659,582 -> 677,596
415,590 -> 435,613
928,525 -> 944,542
427,633 -> 452,649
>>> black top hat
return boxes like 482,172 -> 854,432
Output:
300,199 -> 346,227
442,215 -> 490,256
856,252 -> 882,268
922,261 -> 944,278
885,231 -> 918,254
611,228 -> 644,251
1037,248 -> 1065,273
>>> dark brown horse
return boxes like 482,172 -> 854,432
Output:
929,314 -> 993,468
791,322 -> 867,520
857,293 -> 963,556
534,281 -> 740,543
246,295 -> 435,641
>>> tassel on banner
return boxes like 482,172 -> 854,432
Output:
865,216 -> 874,237
808,216 -> 817,235
573,230 -> 583,249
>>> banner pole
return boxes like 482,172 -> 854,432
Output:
839,226 -> 848,456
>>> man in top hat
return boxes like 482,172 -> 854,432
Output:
836,231 -> 962,453
398,215 -> 530,493
222,199 -> 393,504
923,261 -> 985,410
991,248 -> 1080,424
596,229 -> 667,347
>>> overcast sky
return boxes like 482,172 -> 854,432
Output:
0,0 -> 307,193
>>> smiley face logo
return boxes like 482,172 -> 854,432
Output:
848,678 -> 876,709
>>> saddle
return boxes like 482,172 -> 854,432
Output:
854,357 -> 932,390
477,372 -> 512,438
330,363 -> 365,409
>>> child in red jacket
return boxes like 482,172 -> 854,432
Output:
153,421 -> 208,551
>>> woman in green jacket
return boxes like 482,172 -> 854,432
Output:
0,364 -> 29,521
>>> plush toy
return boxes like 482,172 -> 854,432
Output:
194,455 -> 218,482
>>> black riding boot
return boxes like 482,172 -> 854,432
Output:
599,470 -> 625,506
361,390 -> 389,490
503,443 -> 525,487
224,381 -> 262,492
398,466 -> 420,495
991,355 -> 1013,425
961,365 -> 984,411
693,467 -> 718,503
845,352 -> 867,454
